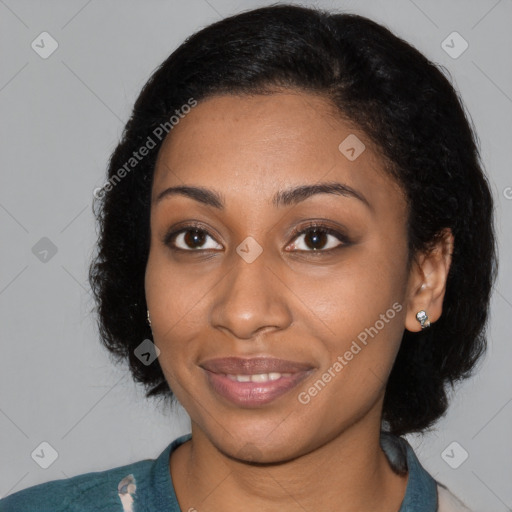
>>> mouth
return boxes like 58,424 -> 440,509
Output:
200,357 -> 315,407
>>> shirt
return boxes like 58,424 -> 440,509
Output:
0,433 -> 472,511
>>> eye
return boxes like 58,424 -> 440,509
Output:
163,221 -> 350,254
286,223 -> 349,253
164,225 -> 223,251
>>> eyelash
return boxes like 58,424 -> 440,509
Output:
163,221 -> 351,255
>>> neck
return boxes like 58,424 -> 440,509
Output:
170,413 -> 408,511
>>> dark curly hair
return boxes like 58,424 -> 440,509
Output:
88,4 -> 498,436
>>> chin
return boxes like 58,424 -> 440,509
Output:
203,419 -> 318,465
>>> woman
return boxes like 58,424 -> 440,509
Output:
0,4 -> 497,511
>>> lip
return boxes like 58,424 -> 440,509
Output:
200,357 -> 315,407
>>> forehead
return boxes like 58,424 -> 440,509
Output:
152,91 -> 406,216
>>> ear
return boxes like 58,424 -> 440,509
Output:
404,228 -> 454,332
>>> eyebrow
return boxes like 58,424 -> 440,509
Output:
154,181 -> 372,210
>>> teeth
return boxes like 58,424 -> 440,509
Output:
251,373 -> 270,383
225,372 -> 292,383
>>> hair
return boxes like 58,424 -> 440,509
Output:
88,4 -> 498,436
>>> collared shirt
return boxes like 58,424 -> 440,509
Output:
0,433 -> 472,511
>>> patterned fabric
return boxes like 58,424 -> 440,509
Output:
0,433 -> 472,511
117,474 -> 137,512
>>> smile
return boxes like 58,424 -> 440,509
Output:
200,357 -> 314,407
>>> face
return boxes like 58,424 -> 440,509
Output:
145,90 -> 412,463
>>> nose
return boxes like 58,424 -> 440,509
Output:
209,248 -> 293,340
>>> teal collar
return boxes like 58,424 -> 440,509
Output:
393,437 -> 438,511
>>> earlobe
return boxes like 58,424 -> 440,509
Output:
404,228 -> 454,333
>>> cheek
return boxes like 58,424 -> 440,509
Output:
144,252 -> 215,382
146,248 -> 204,327
295,247 -> 407,403
300,245 -> 406,339
294,312 -> 404,442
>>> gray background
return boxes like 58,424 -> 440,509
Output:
1,1 -> 511,510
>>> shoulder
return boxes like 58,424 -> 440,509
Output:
0,457 -> 154,512
436,482 -> 473,512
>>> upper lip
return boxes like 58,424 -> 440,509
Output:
200,357 -> 314,375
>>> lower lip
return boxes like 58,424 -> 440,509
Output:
204,370 -> 312,407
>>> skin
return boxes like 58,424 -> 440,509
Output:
144,90 -> 454,511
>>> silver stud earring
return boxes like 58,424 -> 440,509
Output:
147,309 -> 152,327
416,310 -> 431,329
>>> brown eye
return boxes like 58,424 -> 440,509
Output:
166,227 -> 223,251
287,225 -> 349,253
303,228 -> 330,250
183,229 -> 206,249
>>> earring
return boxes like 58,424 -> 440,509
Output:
147,309 -> 152,327
416,310 -> 431,329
